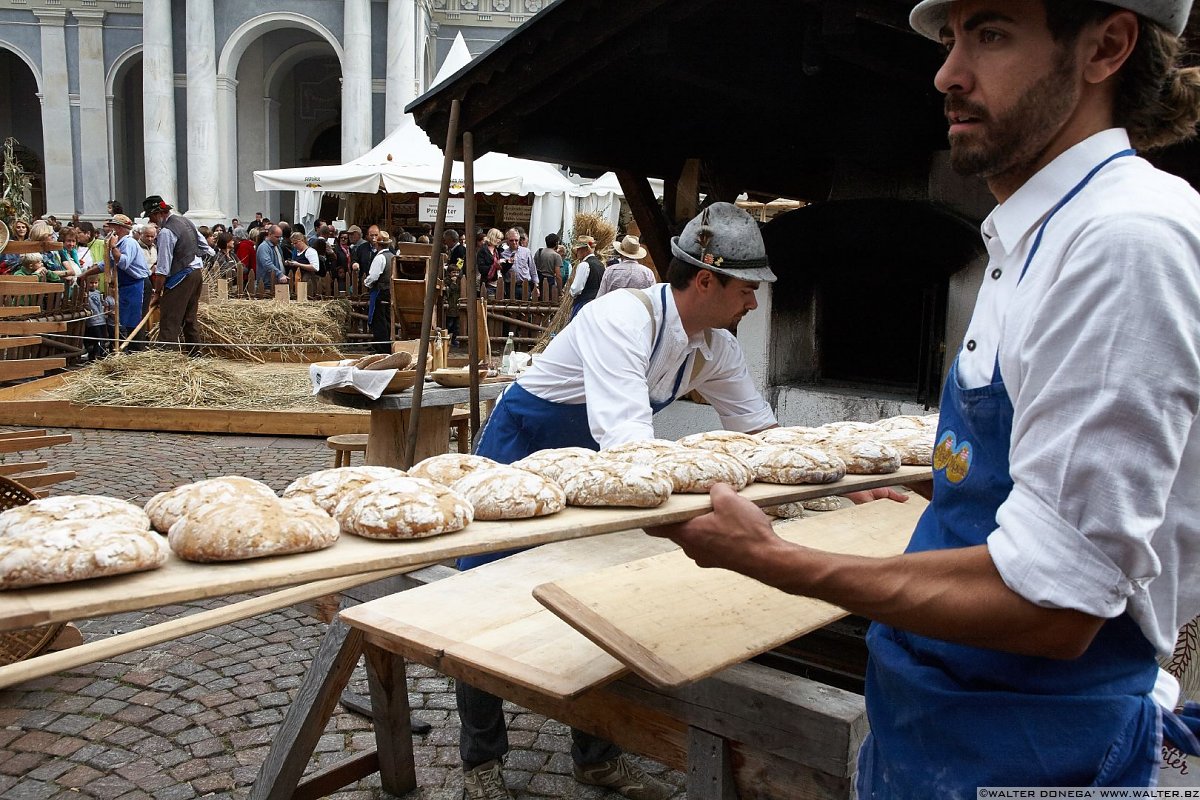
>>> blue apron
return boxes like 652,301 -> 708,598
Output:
117,275 -> 144,334
459,286 -> 688,569
858,149 -> 1200,797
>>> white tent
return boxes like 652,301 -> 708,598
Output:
560,172 -> 666,238
252,33 -> 576,242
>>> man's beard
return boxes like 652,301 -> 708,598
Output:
948,48 -> 1078,178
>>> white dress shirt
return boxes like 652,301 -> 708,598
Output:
517,284 -> 776,448
960,128 -> 1200,658
364,249 -> 392,288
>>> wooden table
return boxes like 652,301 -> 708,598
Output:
318,382 -> 507,468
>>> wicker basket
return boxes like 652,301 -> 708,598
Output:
0,476 -> 67,666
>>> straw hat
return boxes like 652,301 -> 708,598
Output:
573,235 -> 595,250
108,214 -> 134,229
613,235 -> 648,261
376,231 -> 393,247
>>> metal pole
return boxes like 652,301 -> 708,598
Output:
403,99 -> 461,468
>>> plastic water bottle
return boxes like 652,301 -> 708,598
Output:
501,332 -> 516,375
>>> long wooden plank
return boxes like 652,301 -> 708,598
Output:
6,470 -> 75,488
0,281 -> 65,296
0,461 -> 49,476
0,430 -> 46,441
0,468 -> 930,632
534,496 -> 927,689
0,358 -> 65,381
339,530 -> 676,700
0,307 -> 42,318
0,321 -> 67,335
0,433 -> 72,454
0,337 -> 42,350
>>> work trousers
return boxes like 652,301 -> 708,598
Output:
370,298 -> 392,354
456,679 -> 619,770
157,269 -> 203,351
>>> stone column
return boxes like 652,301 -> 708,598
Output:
73,10 -> 111,218
385,0 -> 417,131
34,10 -> 75,216
216,75 -> 239,223
184,0 -> 221,223
342,0 -> 373,160
264,97 -> 281,221
143,0 -> 179,206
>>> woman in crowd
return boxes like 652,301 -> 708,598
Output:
334,230 -> 353,295
213,232 -> 238,281
477,228 -> 501,297
233,226 -> 256,293
285,231 -> 320,296
1,218 -> 30,273
29,221 -> 66,278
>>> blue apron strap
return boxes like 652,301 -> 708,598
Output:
1163,702 -> 1200,756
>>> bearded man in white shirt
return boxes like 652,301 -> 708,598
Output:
655,0 -> 1200,796
456,202 -> 780,800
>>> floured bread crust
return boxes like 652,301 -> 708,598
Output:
743,445 -> 847,484
756,427 -> 825,447
803,496 -> 846,512
513,447 -> 599,483
824,439 -> 901,474
451,466 -> 566,520
676,430 -> 762,456
875,415 -> 926,432
0,496 -> 167,589
561,460 -> 673,507
335,476 -> 473,539
168,496 -> 339,562
283,466 -> 407,514
409,453 -> 497,486
601,439 -> 685,465
146,476 -> 278,533
874,429 -> 934,466
819,421 -> 885,437
654,450 -> 754,493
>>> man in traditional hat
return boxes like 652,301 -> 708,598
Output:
455,203 -> 784,800
102,213 -> 151,351
655,0 -> 1200,795
596,235 -> 656,297
566,234 -> 604,318
141,195 -> 212,351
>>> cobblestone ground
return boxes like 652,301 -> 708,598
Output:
0,427 -> 686,800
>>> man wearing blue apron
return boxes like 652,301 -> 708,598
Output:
655,1 -> 1200,796
458,203 -> 780,800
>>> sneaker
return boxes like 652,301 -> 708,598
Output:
573,755 -> 673,800
462,759 -> 512,800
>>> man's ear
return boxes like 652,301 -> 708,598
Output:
1081,9 -> 1138,86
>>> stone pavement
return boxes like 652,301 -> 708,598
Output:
0,426 -> 687,800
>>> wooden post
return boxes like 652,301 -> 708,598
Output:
674,158 -> 702,223
296,281 -> 308,303
616,170 -> 671,280
463,131 -> 480,445
403,97 -> 461,469
274,283 -> 290,303
687,727 -> 737,800
363,644 -> 417,795
215,278 -> 228,302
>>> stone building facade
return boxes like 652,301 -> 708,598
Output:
0,0 -> 542,224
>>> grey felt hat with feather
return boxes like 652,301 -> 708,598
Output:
669,203 -> 776,283
910,0 -> 1193,38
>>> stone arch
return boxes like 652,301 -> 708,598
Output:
217,12 -> 343,78
263,41 -> 335,98
0,40 -> 42,93
106,45 -> 144,208
105,44 -> 142,97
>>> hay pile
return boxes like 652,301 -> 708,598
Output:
196,299 -> 350,360
533,212 -> 619,352
62,350 -> 320,409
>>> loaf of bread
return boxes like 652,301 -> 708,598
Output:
653,450 -> 754,493
0,495 -> 167,589
283,466 -> 407,514
819,421 -> 885,438
600,438 -> 685,465
875,415 -> 926,432
561,460 -> 673,507
145,476 -> 278,533
874,429 -> 934,466
742,445 -> 847,484
513,447 -> 599,483
409,453 -> 497,486
676,430 -> 762,456
756,427 -> 826,447
167,495 -> 339,562
451,466 -> 566,520
824,439 -> 901,474
335,476 -> 473,539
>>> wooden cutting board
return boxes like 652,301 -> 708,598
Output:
340,531 -> 676,700
0,467 -> 928,633
534,496 -> 927,689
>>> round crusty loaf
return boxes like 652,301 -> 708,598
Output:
513,447 -> 599,483
451,466 -> 566,520
875,415 -> 926,432
409,453 -> 497,486
742,445 -> 847,484
601,439 -> 684,465
145,476 -> 278,533
283,466 -> 407,514
874,429 -> 934,466
819,421 -> 885,437
756,427 -> 825,447
561,460 -> 673,507
676,430 -> 762,456
654,450 -> 754,493
335,476 -> 473,539
168,495 -> 339,563
824,439 -> 901,474
0,496 -> 167,589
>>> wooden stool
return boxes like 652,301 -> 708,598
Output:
327,434 -> 369,467
450,408 -> 470,454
